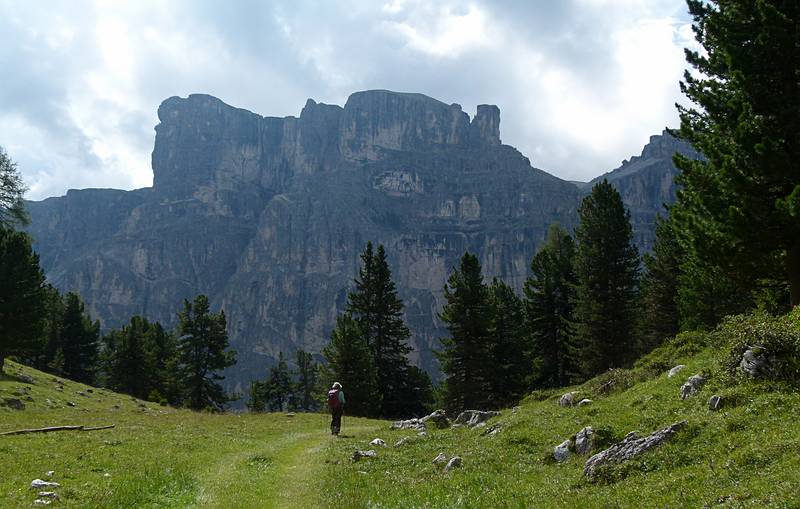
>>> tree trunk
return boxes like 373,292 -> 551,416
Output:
788,245 -> 800,308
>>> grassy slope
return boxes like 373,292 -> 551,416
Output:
3,336 -> 799,508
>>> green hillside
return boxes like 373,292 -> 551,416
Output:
3,325 -> 799,508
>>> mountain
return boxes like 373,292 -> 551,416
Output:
25,91 -> 695,391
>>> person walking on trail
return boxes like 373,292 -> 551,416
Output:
328,382 -> 345,435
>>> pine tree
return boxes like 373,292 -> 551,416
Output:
347,243 -> 416,418
487,278 -> 528,406
0,146 -> 29,229
0,228 -> 46,370
32,286 -> 64,371
58,292 -> 100,384
640,214 -> 682,350
291,349 -> 319,412
264,352 -> 292,411
247,380 -> 267,412
673,0 -> 800,306
436,252 -> 493,413
144,322 -> 180,404
573,181 -> 640,379
524,224 -> 578,388
176,295 -> 237,411
103,316 -> 151,398
322,314 -> 380,417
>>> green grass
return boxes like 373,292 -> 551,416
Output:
3,335 -> 800,508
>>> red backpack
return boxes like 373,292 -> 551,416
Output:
327,389 -> 341,409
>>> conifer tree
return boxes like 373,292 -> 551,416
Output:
247,380 -> 267,412
103,317 -> 150,398
524,224 -> 577,388
0,146 -> 29,229
176,295 -> 236,411
322,314 -> 380,417
0,227 -> 46,370
487,278 -> 528,406
573,181 -> 640,379
640,215 -> 682,350
673,0 -> 800,306
437,252 -> 493,413
265,352 -> 292,411
291,349 -> 319,411
32,286 -> 64,371
58,292 -> 100,384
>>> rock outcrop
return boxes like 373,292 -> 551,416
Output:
452,410 -> 500,428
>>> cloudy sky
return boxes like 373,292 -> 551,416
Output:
1,0 -> 696,200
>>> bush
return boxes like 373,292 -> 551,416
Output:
634,331 -> 710,375
717,309 -> 800,384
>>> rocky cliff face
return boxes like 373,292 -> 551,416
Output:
25,91 -> 691,392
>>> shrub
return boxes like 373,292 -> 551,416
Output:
717,309 -> 800,384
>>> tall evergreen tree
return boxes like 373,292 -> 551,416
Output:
0,228 -> 46,370
103,317 -> 150,398
487,278 -> 528,406
291,349 -> 319,412
322,314 -> 380,417
176,295 -> 236,411
436,252 -> 493,413
264,352 -> 292,411
673,0 -> 800,306
0,146 -> 29,229
640,214 -> 683,351
58,292 -> 100,384
573,180 -> 640,379
347,243 -> 416,418
32,286 -> 64,371
524,223 -> 577,388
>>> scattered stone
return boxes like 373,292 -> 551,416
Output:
482,423 -> 503,436
583,421 -> 687,480
33,500 -> 52,506
285,412 -> 295,417
351,450 -> 377,461
45,471 -> 55,477
390,418 -> 427,432
667,365 -> 686,378
680,375 -> 706,400
103,473 -> 111,478
554,440 -> 572,462
369,438 -> 386,447
66,401 -> 76,407
37,492 -> 58,499
2,398 -> 24,410
512,406 -> 521,413
577,399 -> 593,407
421,409 -> 450,429
432,452 -> 448,464
452,410 -> 500,428
444,456 -> 462,472
30,479 -> 60,489
86,389 -> 94,393
17,374 -> 35,384
559,392 -> 576,407
417,431 -> 427,437
574,427 -> 595,455
394,437 -> 411,448
708,395 -> 722,411
740,348 -> 775,378
77,391 -> 87,397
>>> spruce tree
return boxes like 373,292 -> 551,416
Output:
247,380 -> 267,412
524,223 -> 577,388
264,352 -> 292,411
58,292 -> 100,384
673,0 -> 800,306
0,146 -> 29,229
291,349 -> 319,412
573,181 -> 640,379
487,278 -> 528,406
640,214 -> 682,350
176,295 -> 236,411
0,228 -> 46,370
322,314 -> 380,417
103,316 -> 151,398
436,252 -> 492,413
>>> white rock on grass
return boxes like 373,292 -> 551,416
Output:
351,450 -> 377,461
452,410 -> 500,427
578,399 -> 593,407
33,500 -> 52,506
444,457 -> 462,472
574,427 -> 595,455
432,452 -> 448,464
554,440 -> 572,462
708,395 -> 722,411
37,492 -> 58,499
559,392 -> 576,407
667,365 -> 686,378
45,471 -> 55,477
369,438 -> 387,447
30,480 -> 60,489
680,375 -> 706,400
394,437 -> 411,448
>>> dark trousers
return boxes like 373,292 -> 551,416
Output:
331,407 -> 343,434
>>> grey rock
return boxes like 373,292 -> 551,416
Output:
554,440 -> 572,462
559,392 -> 576,407
37,492 -> 58,499
33,500 -> 51,506
17,374 -> 35,384
577,399 -> 593,407
444,456 -> 462,472
420,409 -> 450,429
30,479 -> 60,489
667,365 -> 686,378
584,421 -> 687,480
482,423 -> 503,436
708,395 -> 722,411
433,452 -> 448,464
394,437 -> 411,448
740,348 -> 775,378
45,471 -> 55,477
2,398 -> 24,410
575,427 -> 595,455
66,401 -> 76,407
351,450 -> 377,461
390,418 -> 426,432
453,410 -> 500,428
369,438 -> 386,447
417,431 -> 428,437
680,375 -> 706,400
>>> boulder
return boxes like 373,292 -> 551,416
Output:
2,398 -> 24,410
578,399 -> 593,407
667,365 -> 686,378
708,395 -> 722,411
421,409 -> 450,429
30,479 -> 60,489
558,392 -> 576,407
574,427 -> 595,455
351,450 -> 377,461
33,500 -> 51,506
17,373 -> 35,384
444,456 -> 462,472
679,375 -> 706,400
583,421 -> 687,480
369,438 -> 386,447
739,348 -> 775,378
394,437 -> 411,448
452,410 -> 500,428
432,452 -> 448,464
390,418 -> 426,432
553,440 -> 572,462
37,492 -> 58,499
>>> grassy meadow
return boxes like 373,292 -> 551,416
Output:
2,332 -> 800,508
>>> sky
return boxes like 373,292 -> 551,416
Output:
1,0 -> 697,200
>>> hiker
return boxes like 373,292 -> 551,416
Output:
328,382 -> 345,435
